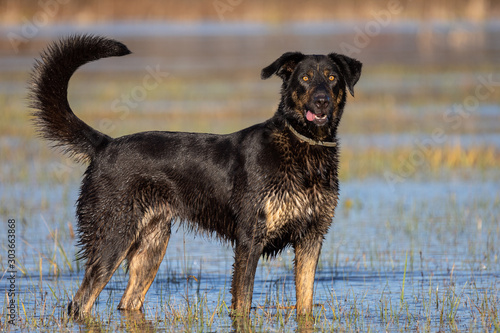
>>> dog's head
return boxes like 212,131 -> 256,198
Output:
261,52 -> 362,138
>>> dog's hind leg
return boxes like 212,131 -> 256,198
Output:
118,210 -> 172,311
68,221 -> 134,318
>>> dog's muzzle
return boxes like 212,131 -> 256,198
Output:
305,93 -> 331,126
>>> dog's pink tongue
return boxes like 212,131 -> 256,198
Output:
306,111 -> 316,122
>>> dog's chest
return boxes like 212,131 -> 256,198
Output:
262,161 -> 337,235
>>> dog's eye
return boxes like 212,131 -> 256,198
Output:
302,76 -> 309,82
328,75 -> 335,81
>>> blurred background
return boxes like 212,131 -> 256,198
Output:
1,0 -> 499,22
1,0 -> 499,176
0,1 -> 499,331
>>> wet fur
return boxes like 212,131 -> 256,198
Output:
29,35 -> 362,318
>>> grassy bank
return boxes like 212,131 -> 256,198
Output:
1,0 -> 499,24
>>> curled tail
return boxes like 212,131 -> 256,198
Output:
29,34 -> 131,162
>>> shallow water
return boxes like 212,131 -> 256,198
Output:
1,21 -> 499,331
2,179 -> 498,331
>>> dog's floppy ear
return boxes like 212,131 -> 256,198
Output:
328,53 -> 362,97
261,52 -> 305,82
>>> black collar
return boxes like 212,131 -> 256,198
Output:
285,121 -> 337,147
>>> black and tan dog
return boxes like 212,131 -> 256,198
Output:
30,35 -> 361,318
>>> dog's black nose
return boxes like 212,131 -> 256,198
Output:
313,94 -> 330,110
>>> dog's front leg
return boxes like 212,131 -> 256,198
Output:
230,236 -> 264,317
294,234 -> 323,317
